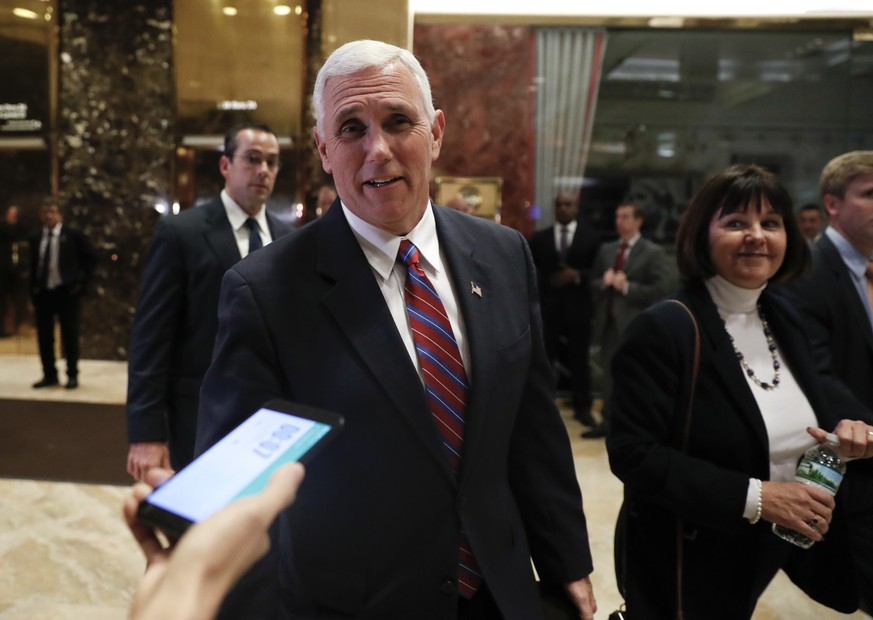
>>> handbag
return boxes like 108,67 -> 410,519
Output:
610,299 -> 700,620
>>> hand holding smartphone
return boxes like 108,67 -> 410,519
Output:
136,399 -> 344,537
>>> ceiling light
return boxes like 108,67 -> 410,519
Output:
274,5 -> 292,16
12,8 -> 39,19
295,5 -> 303,15
222,7 -> 238,16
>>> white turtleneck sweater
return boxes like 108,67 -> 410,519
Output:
704,276 -> 818,520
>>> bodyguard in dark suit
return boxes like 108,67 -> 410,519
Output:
29,198 -> 96,389
196,40 -> 596,619
586,203 -> 670,437
528,192 -> 600,426
126,123 -> 292,480
778,151 -> 873,613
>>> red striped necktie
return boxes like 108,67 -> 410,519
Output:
398,239 -> 482,598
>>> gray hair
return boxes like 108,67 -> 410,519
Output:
313,39 -> 436,132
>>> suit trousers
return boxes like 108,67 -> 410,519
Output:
598,317 -> 620,424
34,286 -> 81,379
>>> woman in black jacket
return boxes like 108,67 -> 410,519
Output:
606,164 -> 873,619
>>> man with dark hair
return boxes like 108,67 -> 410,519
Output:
29,198 -> 96,389
585,203 -> 670,438
126,123 -> 292,481
529,192 -> 600,427
798,202 -> 826,245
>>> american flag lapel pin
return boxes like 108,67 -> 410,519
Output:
471,281 -> 483,298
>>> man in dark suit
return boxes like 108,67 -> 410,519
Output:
779,151 -> 873,613
29,198 -> 96,389
126,123 -> 292,480
585,203 -> 670,438
528,192 -> 600,426
195,40 -> 596,619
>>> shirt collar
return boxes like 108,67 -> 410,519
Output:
622,233 -> 641,247
341,200 -> 438,281
221,189 -> 267,233
826,226 -> 870,279
44,223 -> 62,236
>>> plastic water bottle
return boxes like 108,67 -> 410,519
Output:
772,433 -> 846,549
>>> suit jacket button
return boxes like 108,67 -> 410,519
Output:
440,579 -> 456,595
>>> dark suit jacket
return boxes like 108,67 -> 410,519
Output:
528,223 -> 600,325
591,236 -> 670,336
780,233 -> 873,406
195,203 -> 593,619
606,282 -> 868,619
126,197 -> 291,469
777,232 -> 873,610
28,224 -> 96,296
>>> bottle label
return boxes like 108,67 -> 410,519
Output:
795,459 -> 842,495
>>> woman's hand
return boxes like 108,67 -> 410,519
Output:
760,480 -> 834,541
808,420 -> 873,460
124,463 -> 304,620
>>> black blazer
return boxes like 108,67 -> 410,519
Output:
28,224 -> 96,296
528,223 -> 600,324
195,202 -> 593,619
779,233 -> 873,408
126,197 -> 291,469
776,232 -> 873,610
606,281 -> 867,619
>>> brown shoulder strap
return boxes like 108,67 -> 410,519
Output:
663,299 -> 700,620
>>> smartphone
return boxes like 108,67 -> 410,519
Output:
136,399 -> 344,537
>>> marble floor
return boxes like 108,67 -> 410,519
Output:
0,334 -> 868,619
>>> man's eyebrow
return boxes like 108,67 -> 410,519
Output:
334,103 -> 364,122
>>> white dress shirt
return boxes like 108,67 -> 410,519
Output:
341,201 -> 471,381
221,189 -> 274,259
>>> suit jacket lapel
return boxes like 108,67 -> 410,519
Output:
316,206 -> 455,481
202,198 -> 243,272
683,284 -> 769,452
433,209 -> 497,481
819,236 -> 873,351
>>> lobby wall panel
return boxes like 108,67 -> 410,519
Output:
57,0 -> 174,360
414,24 -> 535,235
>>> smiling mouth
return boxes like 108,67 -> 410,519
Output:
366,177 -> 402,188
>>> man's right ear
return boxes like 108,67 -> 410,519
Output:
822,193 -> 840,217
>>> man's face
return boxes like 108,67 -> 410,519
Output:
554,194 -> 578,225
798,209 -> 824,240
615,205 -> 641,240
40,205 -> 60,229
219,129 -> 281,216
314,63 -> 445,235
824,172 -> 873,256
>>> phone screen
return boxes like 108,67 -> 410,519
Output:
137,400 -> 343,535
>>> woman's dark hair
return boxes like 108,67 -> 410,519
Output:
675,164 -> 810,284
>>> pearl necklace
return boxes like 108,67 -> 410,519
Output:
726,303 -> 781,390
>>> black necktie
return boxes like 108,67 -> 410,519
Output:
559,226 -> 569,259
246,218 -> 263,254
38,232 -> 52,288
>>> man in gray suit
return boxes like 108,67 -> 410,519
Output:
584,203 -> 670,438
126,123 -> 292,481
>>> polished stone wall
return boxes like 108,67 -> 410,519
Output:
413,24 -> 535,236
57,0 -> 174,360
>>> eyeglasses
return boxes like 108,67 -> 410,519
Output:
235,152 -> 282,171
